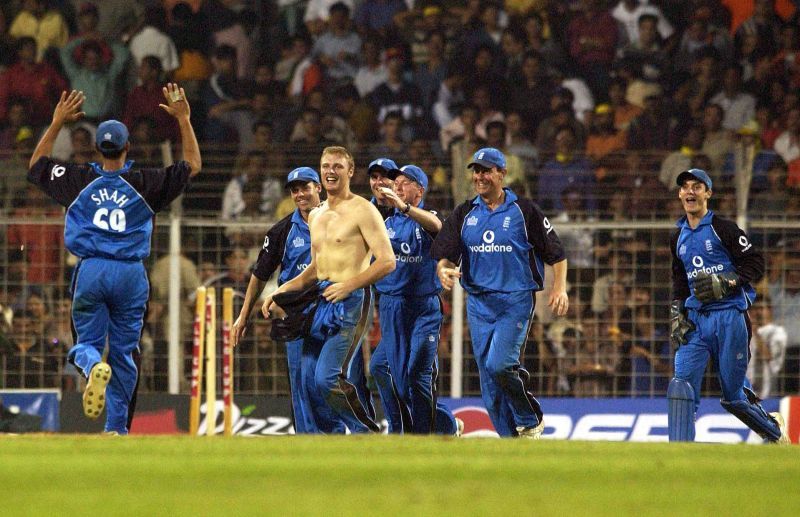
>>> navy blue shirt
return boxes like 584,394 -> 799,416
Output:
28,157 -> 191,260
252,208 -> 311,285
671,210 -> 763,311
432,189 -> 565,294
375,201 -> 441,297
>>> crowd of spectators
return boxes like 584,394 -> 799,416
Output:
1,0 -> 800,397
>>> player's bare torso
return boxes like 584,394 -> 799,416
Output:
310,196 -> 373,283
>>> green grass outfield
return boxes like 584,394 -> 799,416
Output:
1,435 -> 798,516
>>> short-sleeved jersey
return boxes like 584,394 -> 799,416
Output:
252,208 -> 311,285
671,210 -> 763,311
432,188 -> 565,294
28,157 -> 192,260
375,201 -> 441,297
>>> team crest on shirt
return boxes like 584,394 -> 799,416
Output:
503,216 -> 511,229
679,245 -> 687,256
387,228 -> 396,239
705,239 -> 712,252
466,216 -> 478,226
292,236 -> 305,248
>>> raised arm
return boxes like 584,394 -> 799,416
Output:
379,186 -> 442,233
29,90 -> 85,169
159,83 -> 201,176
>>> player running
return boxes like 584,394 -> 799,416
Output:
27,85 -> 200,434
432,147 -> 568,438
262,147 -> 395,433
232,166 -> 343,434
370,164 -> 460,435
668,168 -> 789,443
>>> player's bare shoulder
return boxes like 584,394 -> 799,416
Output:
308,201 -> 328,223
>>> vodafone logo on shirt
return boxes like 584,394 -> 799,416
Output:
468,230 -> 512,253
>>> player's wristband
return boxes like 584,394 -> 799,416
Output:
402,203 -> 411,214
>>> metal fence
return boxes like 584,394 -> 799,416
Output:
2,215 -> 799,399
1,139 -> 799,397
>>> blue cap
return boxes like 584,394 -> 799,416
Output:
96,120 -> 129,152
676,168 -> 713,190
367,158 -> 400,175
392,164 -> 428,191
467,147 -> 506,170
285,166 -> 320,188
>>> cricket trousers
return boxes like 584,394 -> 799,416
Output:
466,290 -> 542,437
370,293 -> 457,434
309,282 -> 379,433
67,257 -> 148,434
674,308 -> 780,440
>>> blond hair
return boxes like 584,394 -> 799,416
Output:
321,146 -> 355,172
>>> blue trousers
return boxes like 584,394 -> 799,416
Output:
676,308 -> 755,410
371,294 -> 456,434
296,337 -> 346,434
466,290 -> 541,437
308,282 -> 378,433
67,258 -> 148,434
286,338 -> 317,433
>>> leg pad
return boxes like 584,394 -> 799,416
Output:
668,378 -> 695,442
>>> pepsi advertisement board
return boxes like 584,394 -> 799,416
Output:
441,397 -> 781,443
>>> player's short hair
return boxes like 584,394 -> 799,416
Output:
98,147 -> 126,159
321,146 -> 354,172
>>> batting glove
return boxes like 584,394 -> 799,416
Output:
670,300 -> 695,348
693,271 -> 740,303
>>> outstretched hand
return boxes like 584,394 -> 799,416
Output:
53,90 -> 85,126
159,83 -> 191,120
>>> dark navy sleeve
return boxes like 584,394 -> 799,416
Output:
28,157 -> 95,207
431,201 -> 470,264
520,199 -> 565,265
126,161 -> 192,213
670,228 -> 690,300
252,215 -> 291,281
711,216 -> 765,285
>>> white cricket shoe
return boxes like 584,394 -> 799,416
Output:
83,362 -> 111,419
455,417 -> 464,437
517,419 -> 545,440
769,412 -> 790,445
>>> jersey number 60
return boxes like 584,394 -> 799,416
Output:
93,208 -> 127,232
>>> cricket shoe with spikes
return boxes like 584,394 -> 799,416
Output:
769,412 -> 790,445
83,362 -> 111,419
517,419 -> 545,440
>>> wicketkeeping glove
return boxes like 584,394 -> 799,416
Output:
693,271 -> 741,303
670,300 -> 695,348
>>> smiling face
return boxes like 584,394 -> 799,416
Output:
369,168 -> 394,204
678,179 -> 711,217
289,181 -> 322,214
320,150 -> 354,195
394,174 -> 423,206
471,164 -> 505,199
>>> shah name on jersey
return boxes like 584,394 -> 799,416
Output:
90,188 -> 131,208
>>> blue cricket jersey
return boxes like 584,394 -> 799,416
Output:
671,210 -> 763,311
252,208 -> 311,285
28,157 -> 192,260
432,188 -> 565,294
375,201 -> 441,297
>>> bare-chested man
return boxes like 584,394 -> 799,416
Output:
262,146 -> 395,433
